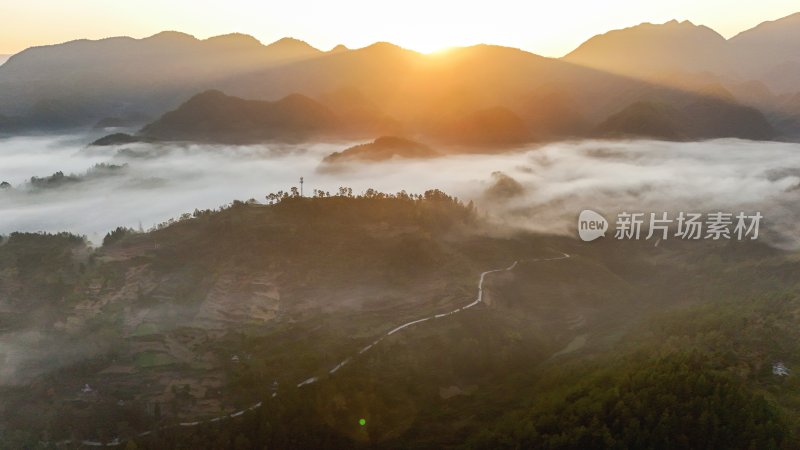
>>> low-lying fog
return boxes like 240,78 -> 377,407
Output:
1,135 -> 799,248
2,134 -> 800,386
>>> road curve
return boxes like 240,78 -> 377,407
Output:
55,251 -> 571,447
307,252 -> 571,387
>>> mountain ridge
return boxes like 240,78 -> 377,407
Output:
563,14 -> 800,94
1,12 -> 799,140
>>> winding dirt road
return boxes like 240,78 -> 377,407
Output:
58,251 -> 571,447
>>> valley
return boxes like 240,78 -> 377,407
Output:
1,193 -> 799,448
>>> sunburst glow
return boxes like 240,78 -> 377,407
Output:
2,0 -> 798,56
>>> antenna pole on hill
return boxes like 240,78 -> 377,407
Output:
300,177 -> 304,197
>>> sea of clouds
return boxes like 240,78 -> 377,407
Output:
1,135 -> 799,248
2,134 -> 800,385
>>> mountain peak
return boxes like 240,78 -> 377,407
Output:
663,19 -> 697,27
267,37 -> 317,50
146,31 -> 197,42
176,89 -> 230,109
204,33 -> 263,47
362,41 -> 403,51
563,18 -> 727,76
140,90 -> 339,144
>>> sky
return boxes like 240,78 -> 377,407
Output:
0,1 -> 798,56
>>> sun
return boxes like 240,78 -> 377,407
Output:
395,29 -> 466,54
401,40 -> 455,54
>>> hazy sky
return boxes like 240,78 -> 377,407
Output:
1,1 -> 798,56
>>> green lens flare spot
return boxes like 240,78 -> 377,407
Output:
359,418 -> 366,426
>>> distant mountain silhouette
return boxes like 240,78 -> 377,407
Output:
328,44 -> 349,53
140,90 -> 341,143
322,136 -> 438,163
596,99 -> 774,140
108,82 -> 777,146
729,13 -> 800,93
116,90 -> 549,146
597,101 -> 685,140
564,14 -> 800,96
3,13 -> 800,141
0,37 -> 680,135
0,32 -> 323,129
564,20 -> 729,78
